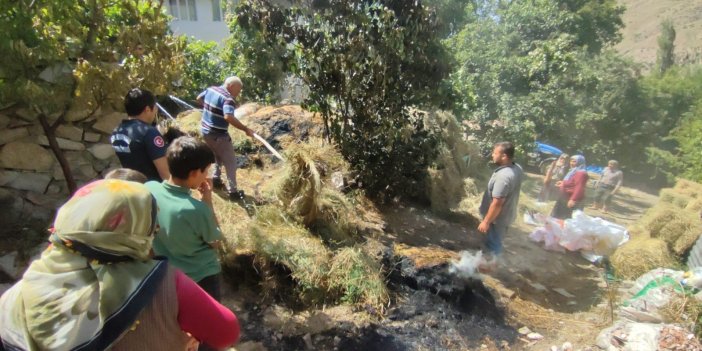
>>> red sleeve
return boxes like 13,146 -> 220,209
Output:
175,270 -> 240,348
569,172 -> 588,202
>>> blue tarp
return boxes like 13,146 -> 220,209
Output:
535,142 -> 563,156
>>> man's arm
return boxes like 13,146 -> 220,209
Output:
224,114 -> 254,138
153,156 -> 170,181
196,96 -> 204,107
478,197 -> 505,233
612,172 -> 623,194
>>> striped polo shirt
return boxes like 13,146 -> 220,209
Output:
198,86 -> 237,135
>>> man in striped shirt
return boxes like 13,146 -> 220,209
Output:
196,76 -> 254,200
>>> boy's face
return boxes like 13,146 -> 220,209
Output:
188,164 -> 211,188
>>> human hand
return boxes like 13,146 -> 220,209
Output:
555,181 -> 563,187
567,199 -> 576,208
477,221 -> 490,233
198,181 -> 212,204
185,333 -> 199,351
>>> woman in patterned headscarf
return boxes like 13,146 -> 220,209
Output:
0,179 -> 239,351
551,155 -> 589,220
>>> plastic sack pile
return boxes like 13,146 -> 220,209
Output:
527,210 -> 629,256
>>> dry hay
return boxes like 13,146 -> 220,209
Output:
642,205 -> 700,255
660,292 -> 702,327
674,179 -> 702,198
176,109 -> 202,135
246,206 -> 333,293
424,110 -> 486,217
687,199 -> 702,212
659,188 -> 695,208
262,140 -> 365,244
611,237 -> 677,280
328,246 -> 389,312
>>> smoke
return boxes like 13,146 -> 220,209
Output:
449,250 -> 484,279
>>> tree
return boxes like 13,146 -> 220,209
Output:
657,19 -> 676,74
0,1 -> 184,193
234,0 -> 453,198
182,40 -> 227,100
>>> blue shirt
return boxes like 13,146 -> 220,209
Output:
198,86 -> 236,135
111,119 -> 167,181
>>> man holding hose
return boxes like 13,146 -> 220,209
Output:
197,76 -> 255,200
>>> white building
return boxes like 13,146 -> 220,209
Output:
165,0 -> 233,44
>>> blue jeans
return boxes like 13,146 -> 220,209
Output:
486,224 -> 507,256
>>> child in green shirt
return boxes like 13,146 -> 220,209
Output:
146,136 -> 223,300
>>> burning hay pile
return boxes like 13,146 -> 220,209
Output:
611,179 -> 702,279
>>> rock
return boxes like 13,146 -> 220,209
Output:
302,333 -> 314,350
36,135 -> 85,151
518,326 -> 532,335
88,144 -> 115,160
14,108 -> 36,121
83,132 -> 102,143
561,341 -> 573,351
92,112 -> 126,134
526,332 -> 543,341
46,183 -> 62,194
0,142 -> 54,171
0,128 -> 29,145
262,305 -> 291,329
25,191 -> 65,209
0,114 -> 10,129
528,282 -> 547,291
0,188 -> 25,234
55,125 -> 84,142
0,170 -> 52,193
78,164 -> 97,180
65,107 -> 93,122
0,251 -> 19,280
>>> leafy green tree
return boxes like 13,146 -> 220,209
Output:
0,0 -> 184,193
657,19 -> 676,74
234,0 -> 453,198
182,39 -> 227,99
448,0 -> 631,158
221,15 -> 287,102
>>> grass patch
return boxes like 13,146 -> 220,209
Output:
329,246 -> 389,312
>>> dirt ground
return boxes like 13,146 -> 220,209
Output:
377,171 -> 659,349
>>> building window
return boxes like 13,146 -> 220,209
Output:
169,0 -> 198,21
212,0 -> 222,22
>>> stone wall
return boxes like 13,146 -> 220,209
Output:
0,106 -> 126,240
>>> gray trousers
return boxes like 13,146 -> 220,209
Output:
203,133 -> 237,193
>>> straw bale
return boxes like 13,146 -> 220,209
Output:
674,179 -> 702,198
611,238 -> 677,280
645,207 -> 699,253
686,199 -> 702,212
659,188 -> 694,208
673,229 -> 702,256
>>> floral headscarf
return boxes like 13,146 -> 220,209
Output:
0,179 -> 168,351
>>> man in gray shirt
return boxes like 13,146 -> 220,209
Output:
591,160 -> 623,213
478,141 -> 523,257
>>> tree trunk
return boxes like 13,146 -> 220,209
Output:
38,115 -> 77,194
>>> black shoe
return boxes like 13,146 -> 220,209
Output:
212,178 -> 224,189
228,190 -> 245,200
